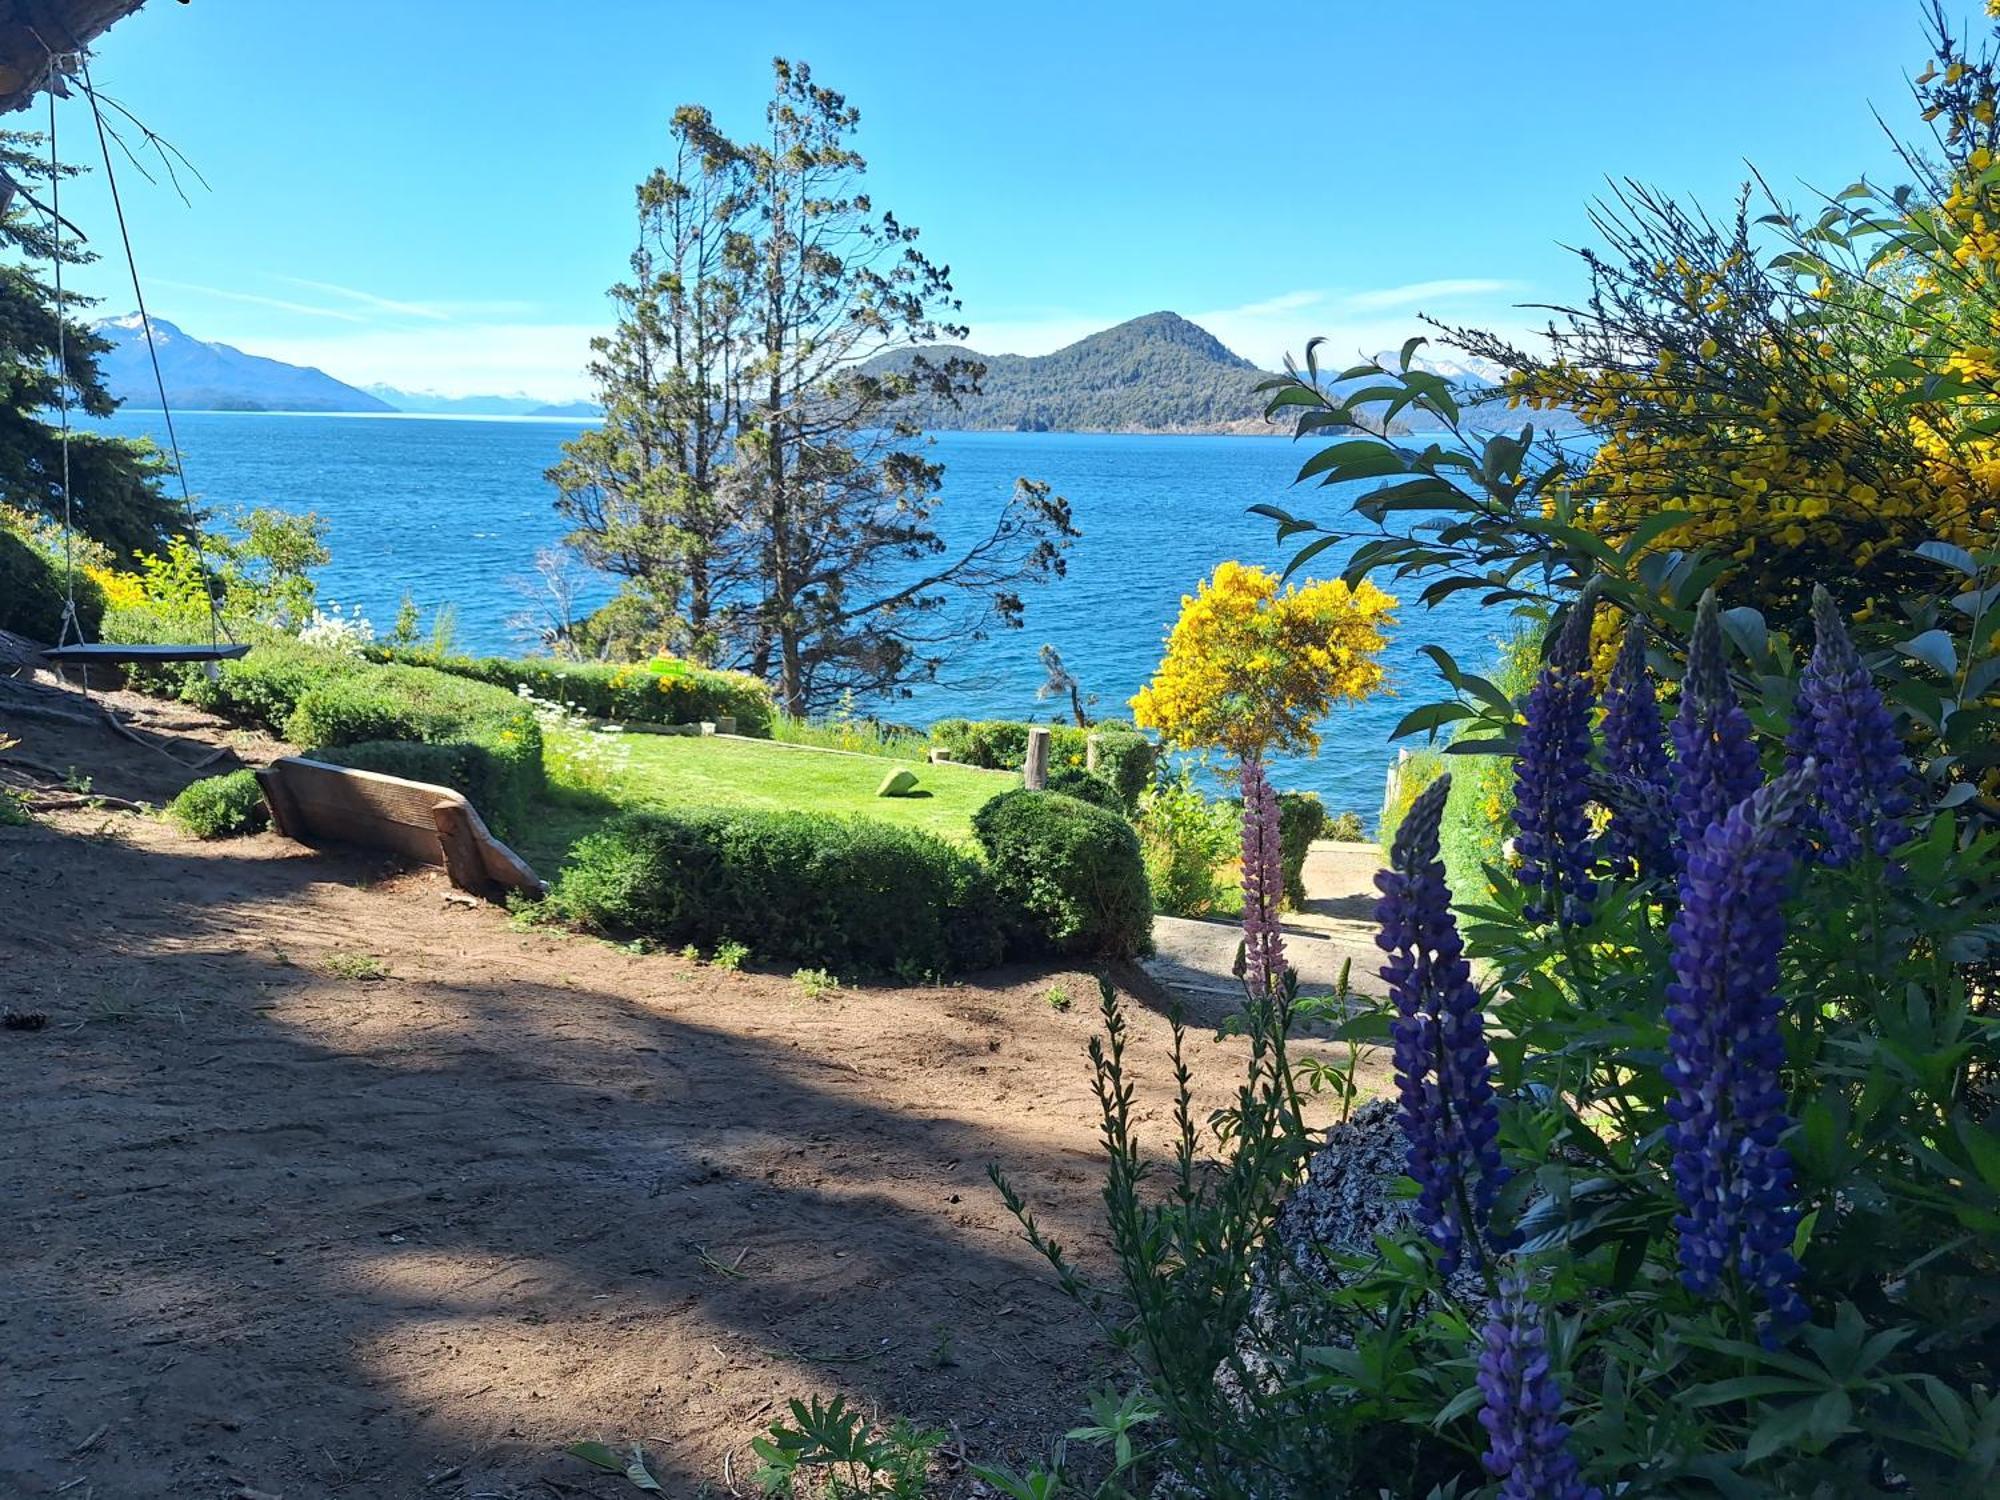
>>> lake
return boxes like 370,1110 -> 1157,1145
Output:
84,411 -> 1515,822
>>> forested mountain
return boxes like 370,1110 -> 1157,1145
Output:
863,311 -> 1581,436
864,311 -> 1276,433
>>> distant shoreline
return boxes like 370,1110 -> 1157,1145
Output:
115,407 -> 1291,436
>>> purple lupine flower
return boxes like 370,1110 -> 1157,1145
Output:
1672,591 -> 1763,860
1788,585 -> 1913,867
1477,1273 -> 1604,1500
1375,775 -> 1511,1277
1601,621 -> 1675,880
1239,756 -> 1289,995
1664,766 -> 1815,1338
1512,610 -> 1600,924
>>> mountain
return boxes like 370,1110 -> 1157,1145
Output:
94,314 -> 394,413
364,384 -> 603,419
864,311 -> 1277,434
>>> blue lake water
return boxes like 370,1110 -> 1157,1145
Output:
85,411 -> 1516,822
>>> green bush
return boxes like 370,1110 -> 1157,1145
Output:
973,788 -> 1153,959
0,526 -> 102,643
1089,728 -> 1158,809
1275,791 -> 1326,911
1046,764 -> 1125,812
1136,766 -> 1241,918
286,664 -> 544,833
552,807 -> 1003,978
168,769 -> 266,839
369,647 -> 775,736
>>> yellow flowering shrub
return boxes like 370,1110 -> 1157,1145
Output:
1130,560 -> 1395,759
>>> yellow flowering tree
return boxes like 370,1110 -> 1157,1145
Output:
1130,560 -> 1395,760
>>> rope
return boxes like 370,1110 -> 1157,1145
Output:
76,49 -> 229,649
46,81 -> 80,653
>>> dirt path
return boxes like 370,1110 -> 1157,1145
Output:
1,699 -> 1391,1499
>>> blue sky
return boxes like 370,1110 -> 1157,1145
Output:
48,0 -> 1968,398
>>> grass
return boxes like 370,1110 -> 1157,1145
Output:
515,731 -> 1016,873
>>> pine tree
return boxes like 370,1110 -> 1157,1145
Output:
559,63 -> 1076,710
0,129 -> 176,558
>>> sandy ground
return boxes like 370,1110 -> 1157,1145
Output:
1,689 -> 1390,1499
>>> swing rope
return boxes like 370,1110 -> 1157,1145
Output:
42,44 -> 232,663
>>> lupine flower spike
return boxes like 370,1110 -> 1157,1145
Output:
1477,1273 -> 1604,1500
1664,765 -> 1815,1338
1600,620 -> 1676,880
1375,775 -> 1511,1277
1672,590 -> 1763,859
1513,608 -> 1600,924
1238,756 -> 1289,995
1788,584 -> 1913,867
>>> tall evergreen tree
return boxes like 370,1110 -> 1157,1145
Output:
0,129 -> 176,558
548,108 -> 754,664
558,63 -> 1076,711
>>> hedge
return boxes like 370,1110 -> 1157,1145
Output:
369,648 -> 774,736
1276,791 -> 1327,911
972,788 -> 1153,960
285,665 -> 545,834
552,807 -> 1003,978
928,718 -> 1157,808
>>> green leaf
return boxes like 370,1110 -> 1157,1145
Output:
1901,629 -> 1959,678
1916,539 -> 1980,576
566,1442 -> 626,1474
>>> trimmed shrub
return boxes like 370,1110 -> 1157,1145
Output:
552,808 -> 1003,978
168,769 -> 266,839
369,648 -> 775,736
1089,728 -> 1157,809
1137,770 -> 1241,918
1046,764 -> 1125,813
285,665 -> 545,833
973,788 -> 1153,960
1275,790 -> 1327,911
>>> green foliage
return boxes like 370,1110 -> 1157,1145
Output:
928,717 -> 1071,770
791,966 -> 839,1000
0,784 -> 29,827
167,769 -> 266,839
1325,809 -> 1366,842
1274,790 -> 1325,911
973,788 -> 1153,959
771,698 -> 928,759
750,1395 -> 942,1499
367,646 -> 775,736
551,807 -> 1003,978
284,664 -> 545,834
1089,729 -> 1158,810
711,938 -> 748,971
0,130 -> 179,558
1045,764 -> 1125,812
1135,766 -> 1240,918
994,977 -> 1353,1498
0,515 -> 101,641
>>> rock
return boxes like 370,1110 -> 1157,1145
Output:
876,768 -> 919,797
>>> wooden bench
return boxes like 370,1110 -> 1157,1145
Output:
254,756 -> 544,899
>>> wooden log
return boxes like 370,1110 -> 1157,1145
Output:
1085,732 -> 1102,772
254,765 -> 303,841
431,800 -> 493,897
1024,726 -> 1051,790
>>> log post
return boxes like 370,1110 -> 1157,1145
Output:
1085,732 -> 1102,772
1024,726 -> 1051,790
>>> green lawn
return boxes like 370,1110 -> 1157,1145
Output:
515,731 -> 1016,873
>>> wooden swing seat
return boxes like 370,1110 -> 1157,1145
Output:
41,642 -> 252,665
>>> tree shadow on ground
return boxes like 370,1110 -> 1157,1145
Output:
2,818 -> 1171,1499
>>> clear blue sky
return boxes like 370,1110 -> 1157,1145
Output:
46,0 -> 1970,398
